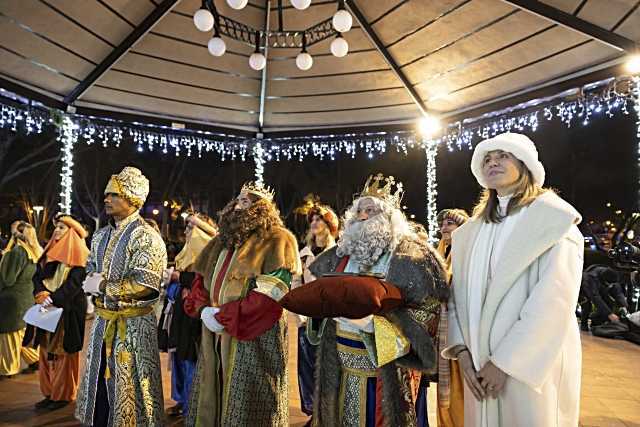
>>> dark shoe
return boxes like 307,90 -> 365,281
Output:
22,362 -> 39,374
167,404 -> 183,416
35,397 -> 51,409
46,400 -> 69,410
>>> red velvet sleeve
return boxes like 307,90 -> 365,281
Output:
214,290 -> 283,341
183,274 -> 210,319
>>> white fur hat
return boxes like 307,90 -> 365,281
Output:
471,132 -> 545,188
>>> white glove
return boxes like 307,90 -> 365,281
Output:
41,296 -> 53,308
335,315 -> 374,333
162,267 -> 175,286
82,272 -> 103,295
201,307 -> 224,333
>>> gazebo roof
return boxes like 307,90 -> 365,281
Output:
1,0 -> 638,134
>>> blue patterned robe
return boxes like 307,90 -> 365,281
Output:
75,212 -> 167,427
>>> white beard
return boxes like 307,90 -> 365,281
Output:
336,214 -> 392,268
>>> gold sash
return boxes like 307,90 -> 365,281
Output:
95,303 -> 154,379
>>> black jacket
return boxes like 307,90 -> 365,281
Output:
158,271 -> 201,361
24,261 -> 87,354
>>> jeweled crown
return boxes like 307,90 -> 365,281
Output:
359,173 -> 404,209
241,181 -> 275,202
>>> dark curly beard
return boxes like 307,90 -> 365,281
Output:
217,198 -> 283,249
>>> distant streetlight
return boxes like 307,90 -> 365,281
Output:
33,205 -> 44,220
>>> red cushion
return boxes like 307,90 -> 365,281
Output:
280,274 -> 404,319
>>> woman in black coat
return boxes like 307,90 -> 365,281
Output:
24,214 -> 89,411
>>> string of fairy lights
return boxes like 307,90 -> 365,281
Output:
0,75 -> 639,242
633,76 -> 640,210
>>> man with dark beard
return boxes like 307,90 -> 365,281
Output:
307,174 -> 449,427
183,182 -> 300,427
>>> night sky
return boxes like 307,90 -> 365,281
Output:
0,110 -> 637,237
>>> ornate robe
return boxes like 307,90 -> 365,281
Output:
308,237 -> 449,427
75,212 -> 167,427
184,226 -> 300,427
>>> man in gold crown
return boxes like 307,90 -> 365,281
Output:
307,173 -> 449,426
75,166 -> 167,427
183,182 -> 300,427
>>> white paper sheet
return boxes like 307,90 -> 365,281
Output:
82,272 -> 103,295
23,304 -> 63,333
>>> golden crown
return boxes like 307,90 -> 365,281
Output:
359,173 -> 404,209
241,181 -> 275,202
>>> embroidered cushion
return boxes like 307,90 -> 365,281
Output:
279,274 -> 404,319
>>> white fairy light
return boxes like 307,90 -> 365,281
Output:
253,141 -> 265,186
58,116 -> 76,214
424,138 -> 439,244
632,76 -> 640,209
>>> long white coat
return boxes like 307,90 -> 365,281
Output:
443,192 -> 584,427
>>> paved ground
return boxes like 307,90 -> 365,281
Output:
0,315 -> 638,426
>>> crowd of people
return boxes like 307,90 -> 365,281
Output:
0,132 -> 589,426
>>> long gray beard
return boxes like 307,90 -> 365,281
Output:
336,215 -> 392,268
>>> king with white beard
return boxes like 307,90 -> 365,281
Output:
308,173 -> 449,427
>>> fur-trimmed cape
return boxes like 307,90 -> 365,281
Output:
308,236 -> 449,427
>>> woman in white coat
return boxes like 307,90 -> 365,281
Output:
443,132 -> 583,427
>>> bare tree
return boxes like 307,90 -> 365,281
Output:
0,131 -> 61,194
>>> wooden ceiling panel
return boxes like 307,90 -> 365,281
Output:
0,0 -> 113,63
81,86 -> 258,127
40,0 -> 133,46
0,49 -> 77,95
577,0 -> 639,32
386,0 -> 517,66
402,10 -> 551,85
427,42 -> 615,113
0,20 -> 95,80
113,52 -> 261,95
539,0 -> 583,14
102,0 -> 157,26
267,48 -> 389,79
97,70 -> 260,112
133,33 -> 261,77
151,11 -> 255,57
614,6 -> 640,40
266,69 -> 401,96
266,87 -> 412,113
173,0 -> 265,28
371,0 -> 467,46
264,103 -> 419,128
414,25 -> 590,102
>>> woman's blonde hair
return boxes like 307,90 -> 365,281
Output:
472,160 -> 550,223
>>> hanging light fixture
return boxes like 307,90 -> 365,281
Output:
193,1 -> 214,32
290,0 -> 311,10
193,1 -> 350,69
208,20 -> 226,57
332,0 -> 352,33
249,31 -> 266,70
296,32 -> 313,70
226,0 -> 249,9
330,33 -> 349,57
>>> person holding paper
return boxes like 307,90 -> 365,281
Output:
0,222 -> 41,378
75,167 -> 167,427
306,174 -> 449,427
23,214 -> 89,410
